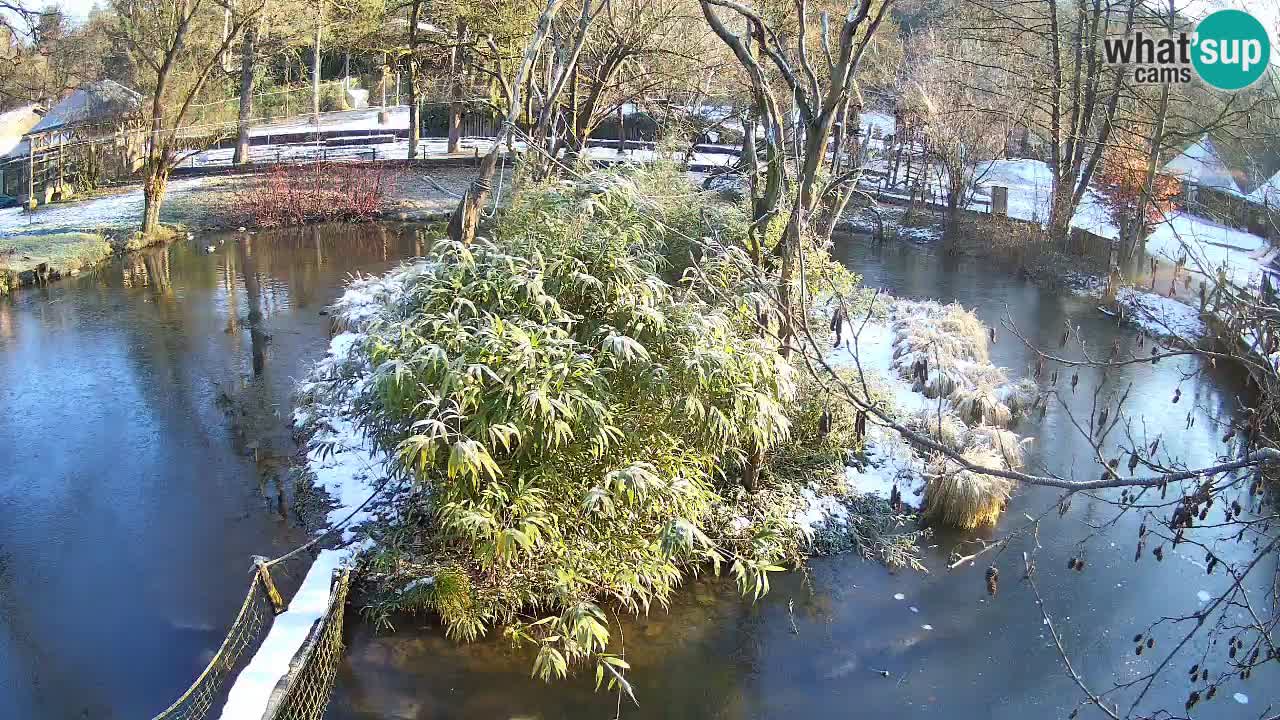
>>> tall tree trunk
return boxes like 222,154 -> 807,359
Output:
312,0 -> 322,132
142,167 -> 168,236
143,62 -> 171,237
448,18 -> 466,153
233,22 -> 258,165
406,0 -> 422,158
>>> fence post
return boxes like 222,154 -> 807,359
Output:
26,141 -> 35,210
254,556 -> 287,615
991,186 -> 1009,217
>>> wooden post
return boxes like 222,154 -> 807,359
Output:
26,139 -> 34,210
992,186 -> 1009,216
253,556 -> 287,614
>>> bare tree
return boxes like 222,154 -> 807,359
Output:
114,0 -> 265,235
446,0 -> 582,244
233,16 -> 261,164
909,31 -> 1010,235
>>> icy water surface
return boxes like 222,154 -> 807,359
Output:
0,223 -> 431,718
325,235 -> 1277,719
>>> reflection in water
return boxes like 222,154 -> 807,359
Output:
238,237 -> 269,376
326,234 -> 1274,720
0,223 -> 429,719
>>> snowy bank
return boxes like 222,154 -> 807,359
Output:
1143,211 -> 1272,285
798,296 -> 1035,531
217,265 -> 429,719
1115,287 -> 1207,341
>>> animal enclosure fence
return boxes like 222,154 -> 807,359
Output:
150,558 -> 352,720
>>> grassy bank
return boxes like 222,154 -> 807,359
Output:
0,232 -> 111,293
0,226 -> 180,295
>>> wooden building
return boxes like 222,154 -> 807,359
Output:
0,80 -> 145,206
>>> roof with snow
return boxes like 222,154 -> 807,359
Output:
1162,135 -> 1243,195
0,104 -> 44,157
29,80 -> 142,134
1248,169 -> 1280,206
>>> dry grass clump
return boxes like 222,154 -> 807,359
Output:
891,300 -> 991,364
923,447 -> 1014,530
965,424 -> 1030,469
888,299 -> 1036,429
909,411 -> 967,451
953,385 -> 1013,427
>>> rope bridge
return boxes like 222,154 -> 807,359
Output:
150,557 -> 352,720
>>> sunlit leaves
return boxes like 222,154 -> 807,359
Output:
602,332 -> 651,365
447,439 -> 503,484
345,166 -> 808,689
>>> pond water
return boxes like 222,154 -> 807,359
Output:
325,235 -> 1277,719
0,223 -> 430,719
1,223 -> 1272,719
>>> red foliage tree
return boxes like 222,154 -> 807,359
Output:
1094,145 -> 1181,237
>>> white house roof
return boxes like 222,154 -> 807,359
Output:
1247,169 -> 1280,206
0,104 -> 43,157
1163,135 -> 1243,195
29,80 -> 142,134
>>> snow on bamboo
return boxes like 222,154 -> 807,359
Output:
218,263 -> 430,719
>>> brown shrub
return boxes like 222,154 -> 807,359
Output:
238,161 -> 399,227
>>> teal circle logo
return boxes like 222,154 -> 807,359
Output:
1192,9 -> 1270,90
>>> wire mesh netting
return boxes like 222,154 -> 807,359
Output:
262,569 -> 352,720
150,575 -> 274,720
149,562 -> 352,720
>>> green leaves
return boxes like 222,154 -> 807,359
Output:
342,166 -> 813,692
602,332 -> 651,365
447,439 -> 503,484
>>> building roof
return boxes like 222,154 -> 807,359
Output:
28,80 -> 142,134
1162,134 -> 1243,195
0,104 -> 44,157
1248,169 -> 1280,206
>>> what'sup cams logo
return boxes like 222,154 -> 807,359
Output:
1104,9 -> 1271,90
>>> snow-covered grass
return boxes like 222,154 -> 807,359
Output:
0,176 -> 211,236
218,264 -> 430,720
0,231 -> 110,275
1143,211 -> 1271,285
1115,287 -> 1207,340
803,296 -> 1035,530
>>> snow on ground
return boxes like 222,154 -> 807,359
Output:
183,135 -> 495,168
1115,287 -> 1207,340
794,486 -> 851,533
859,111 -> 896,139
791,305 -> 933,529
971,158 -> 1119,239
0,177 -> 210,237
182,134 -> 737,171
800,297 -> 1036,523
247,106 -> 410,138
896,225 -> 943,243
1143,211 -> 1271,285
965,157 -> 1274,291
218,265 -> 429,720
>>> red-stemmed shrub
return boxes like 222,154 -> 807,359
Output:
238,161 -> 399,227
